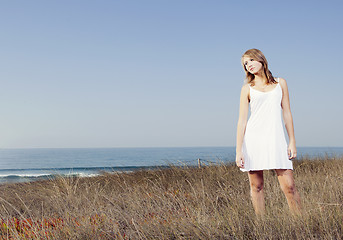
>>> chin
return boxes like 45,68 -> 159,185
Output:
252,69 -> 262,75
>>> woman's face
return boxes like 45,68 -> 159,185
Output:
243,57 -> 263,75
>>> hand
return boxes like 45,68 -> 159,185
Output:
236,152 -> 244,168
288,142 -> 297,159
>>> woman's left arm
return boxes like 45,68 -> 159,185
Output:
279,78 -> 297,159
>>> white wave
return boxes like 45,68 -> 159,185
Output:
0,173 -> 52,178
63,172 -> 100,178
0,172 -> 100,179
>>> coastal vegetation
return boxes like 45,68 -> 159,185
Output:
0,155 -> 342,239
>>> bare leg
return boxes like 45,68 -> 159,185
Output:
248,171 -> 265,215
275,169 -> 301,215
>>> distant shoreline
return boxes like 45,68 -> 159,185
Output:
0,147 -> 342,184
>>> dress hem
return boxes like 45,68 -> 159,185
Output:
240,167 -> 293,172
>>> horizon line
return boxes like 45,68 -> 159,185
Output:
1,146 -> 342,150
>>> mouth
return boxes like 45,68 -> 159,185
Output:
249,67 -> 254,72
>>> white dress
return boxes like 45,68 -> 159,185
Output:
241,78 -> 293,172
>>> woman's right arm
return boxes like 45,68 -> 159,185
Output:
236,84 -> 250,168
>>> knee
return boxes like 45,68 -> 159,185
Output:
250,182 -> 264,193
281,183 -> 296,195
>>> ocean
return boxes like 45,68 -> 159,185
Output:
0,147 -> 342,184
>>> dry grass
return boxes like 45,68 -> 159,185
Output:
0,155 -> 342,239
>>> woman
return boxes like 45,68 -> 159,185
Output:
236,49 -> 301,215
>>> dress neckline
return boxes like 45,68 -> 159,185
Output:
250,83 -> 279,93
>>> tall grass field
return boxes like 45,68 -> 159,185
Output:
0,156 -> 342,239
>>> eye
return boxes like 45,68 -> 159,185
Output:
250,58 -> 254,61
244,62 -> 248,66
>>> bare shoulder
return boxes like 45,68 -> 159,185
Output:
278,77 -> 287,85
277,77 -> 288,90
240,83 -> 250,101
241,83 -> 250,94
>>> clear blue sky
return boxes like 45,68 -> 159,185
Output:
0,0 -> 342,148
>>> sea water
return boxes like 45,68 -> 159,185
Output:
0,147 -> 342,184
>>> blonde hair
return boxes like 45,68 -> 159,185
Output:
241,49 -> 276,86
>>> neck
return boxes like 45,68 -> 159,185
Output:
254,72 -> 268,84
